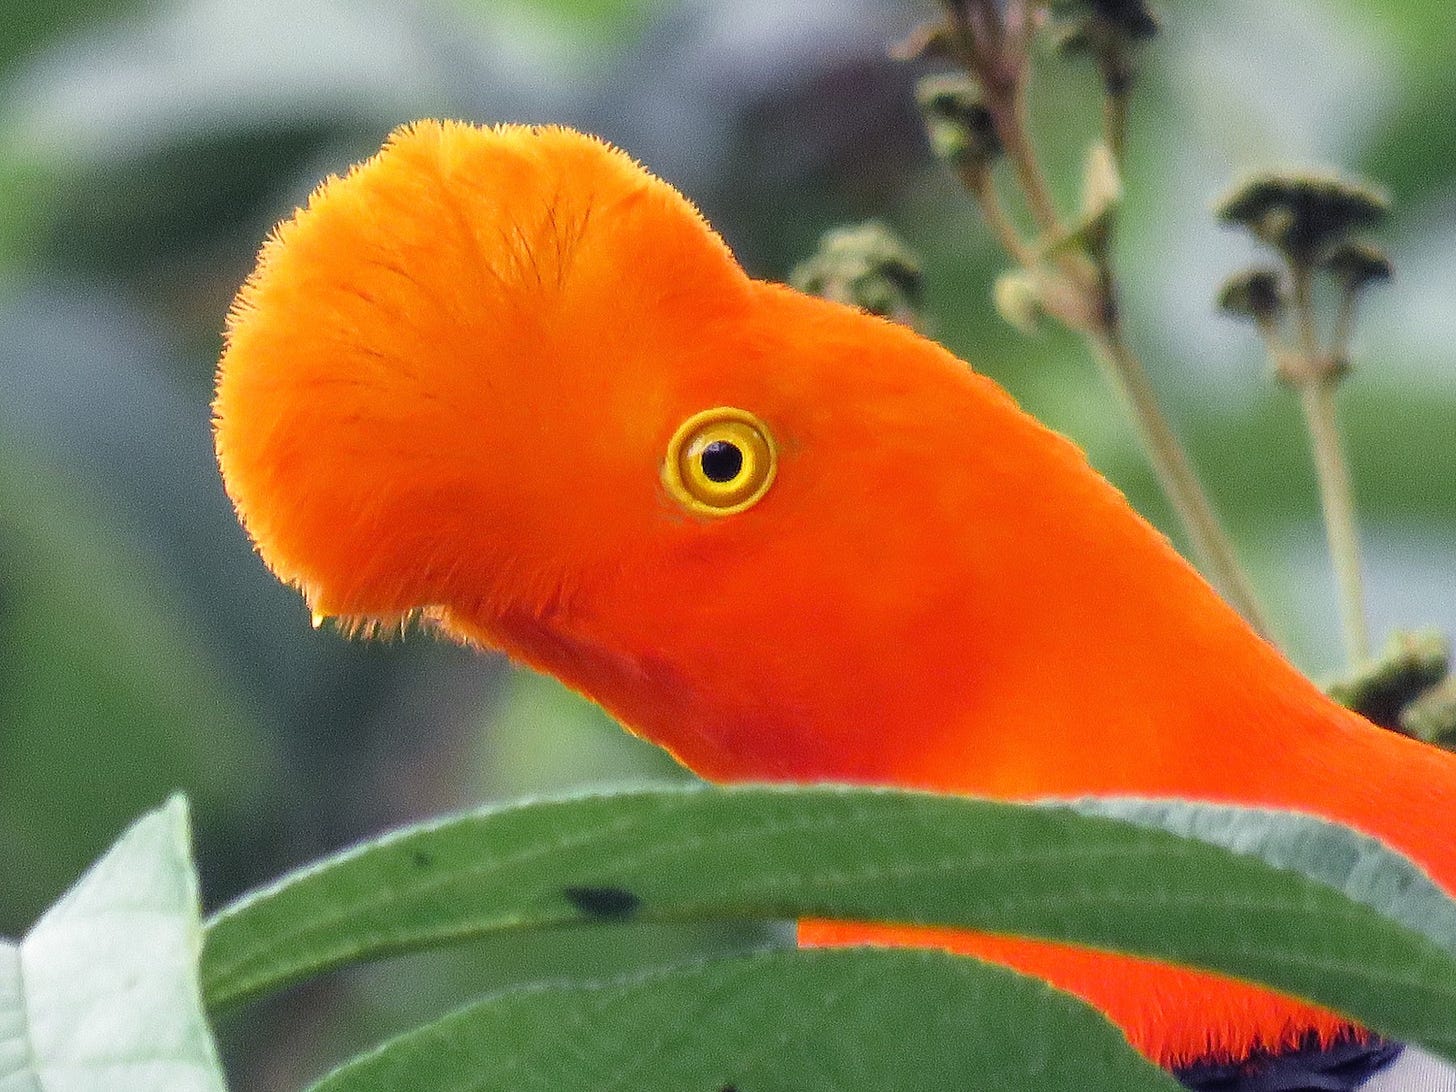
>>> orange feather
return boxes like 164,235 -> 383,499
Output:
213,120 -> 1456,1070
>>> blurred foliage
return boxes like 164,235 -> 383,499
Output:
0,0 -> 139,78
20,124 -> 341,282
2,0 -> 1455,1087
0,437 -> 277,933
480,0 -> 673,39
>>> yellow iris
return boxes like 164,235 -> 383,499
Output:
662,407 -> 777,516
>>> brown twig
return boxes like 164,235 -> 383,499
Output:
933,2 -> 1274,637
1287,262 -> 1370,664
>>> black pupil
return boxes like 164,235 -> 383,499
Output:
700,440 -> 744,483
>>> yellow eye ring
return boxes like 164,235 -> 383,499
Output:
662,407 -> 777,516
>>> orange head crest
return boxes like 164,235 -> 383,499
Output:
215,121 -> 753,626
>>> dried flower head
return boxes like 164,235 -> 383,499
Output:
1328,629 -> 1449,731
1403,677 -> 1456,749
916,74 -> 1002,172
1216,268 -> 1285,326
791,220 -> 923,324
1216,172 -> 1389,263
1322,241 -> 1393,291
1053,0 -> 1160,50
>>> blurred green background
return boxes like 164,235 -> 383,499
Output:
2,0 -> 1454,1086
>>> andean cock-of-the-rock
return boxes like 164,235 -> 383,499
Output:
212,120 -> 1456,1092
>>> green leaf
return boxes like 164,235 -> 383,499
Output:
306,948 -> 1180,1092
203,786 -> 1456,1062
0,796 -> 226,1092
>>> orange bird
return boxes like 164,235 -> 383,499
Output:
213,121 -> 1456,1084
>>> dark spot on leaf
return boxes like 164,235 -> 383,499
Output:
563,885 -> 641,919
411,850 -> 434,869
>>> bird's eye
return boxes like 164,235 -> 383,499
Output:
662,407 -> 776,515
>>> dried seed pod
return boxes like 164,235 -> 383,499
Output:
915,74 -> 1002,173
1216,172 -> 1388,264
1053,0 -> 1160,40
1322,241 -> 1393,292
1216,268 -> 1286,327
791,220 -> 924,326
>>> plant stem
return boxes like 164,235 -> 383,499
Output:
1298,380 -> 1369,665
1289,263 -> 1370,665
963,0 -> 1005,49
1104,91 -> 1129,164
948,3 -> 1062,237
1290,264 -> 1319,359
1098,43 -> 1133,165
989,95 -> 1063,235
1331,286 -> 1359,360
1078,78 -> 1268,636
1086,323 -> 1274,638
966,170 -> 1039,268
944,1 -> 1272,638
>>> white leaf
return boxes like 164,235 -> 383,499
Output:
0,797 -> 226,1092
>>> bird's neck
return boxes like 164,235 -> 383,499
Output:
456,554 -> 1456,894
912,597 -> 1456,897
